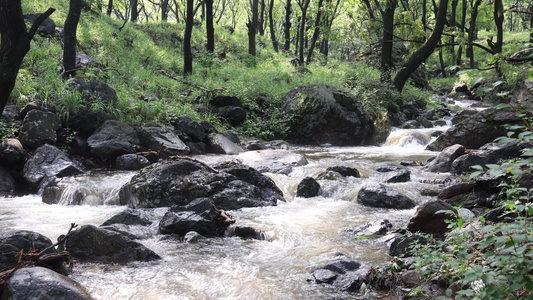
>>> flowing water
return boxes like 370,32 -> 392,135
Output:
0,126 -> 453,300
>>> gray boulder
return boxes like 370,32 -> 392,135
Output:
159,198 -> 223,236
0,165 -> 16,195
113,154 -> 151,171
0,230 -> 56,271
207,133 -> 243,154
281,85 -> 375,146
296,177 -> 321,198
23,144 -> 84,192
136,125 -> 190,157
0,139 -> 26,169
65,225 -> 161,263
66,78 -> 117,105
426,144 -> 466,173
384,169 -> 411,183
172,116 -> 206,142
67,108 -> 112,135
18,100 -> 56,120
407,200 -> 457,236
217,106 -> 247,126
357,183 -> 415,209
18,110 -> 61,149
87,120 -> 140,162
119,160 -> 285,210
3,267 -> 92,300
23,14 -> 56,36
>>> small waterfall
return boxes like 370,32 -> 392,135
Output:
384,129 -> 433,148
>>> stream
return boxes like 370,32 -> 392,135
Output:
0,126 -> 453,299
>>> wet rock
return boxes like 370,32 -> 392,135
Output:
384,169 -> 411,183
159,198 -> 222,237
67,108 -> 112,135
87,120 -> 140,162
280,85 -> 375,146
217,106 -> 247,126
207,133 -> 244,154
308,260 -> 364,292
347,219 -> 393,238
101,208 -> 153,227
186,141 -> 207,155
18,110 -> 61,149
65,225 -> 161,263
136,125 -> 190,157
437,182 -> 473,200
24,14 -> 57,36
0,139 -> 24,170
357,183 -> 415,209
375,163 -> 402,173
407,200 -> 457,236
23,144 -> 84,192
245,140 -> 267,150
3,267 -> 92,300
296,177 -> 322,198
0,165 -> 16,195
389,234 -> 428,258
325,166 -> 360,178
0,231 -> 56,271
183,231 -> 205,243
222,130 -> 240,144
426,144 -> 465,173
172,116 -> 206,142
120,160 -> 284,210
113,154 -> 151,171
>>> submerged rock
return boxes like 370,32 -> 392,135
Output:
296,177 -> 322,198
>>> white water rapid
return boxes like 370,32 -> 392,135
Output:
0,126 -> 452,300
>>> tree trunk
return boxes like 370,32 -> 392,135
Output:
162,0 -> 169,20
380,0 -> 398,83
449,0 -> 458,58
456,0 -> 467,65
490,0 -> 504,76
284,0 -> 291,51
422,0 -> 427,30
131,0 -> 138,21
268,0 -> 279,52
184,0 -> 194,74
467,0 -> 482,67
305,0 -> 324,63
206,0 -> 215,52
248,0 -> 259,56
298,0 -> 310,64
393,0 -> 448,93
107,0 -> 113,15
63,0 -> 83,78
259,0 -> 266,35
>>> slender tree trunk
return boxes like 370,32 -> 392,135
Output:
490,0 -> 504,75
305,0 -> 324,63
259,0 -> 266,35
0,2 -> 55,115
467,0 -> 482,68
530,5 -> 533,43
63,0 -> 82,78
184,0 -> 194,74
284,0 -> 292,50
422,0 -> 427,30
380,0 -> 398,83
361,0 -> 374,19
206,0 -> 215,52
298,0 -> 310,64
439,47 -> 447,77
456,0 -> 467,65
268,0 -> 279,52
131,0 -> 138,21
393,0 -> 448,92
449,0 -> 458,58
107,0 -> 113,15
248,0 -> 259,56
162,0 -> 169,20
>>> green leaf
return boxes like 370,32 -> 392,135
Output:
492,80 -> 504,87
470,77 -> 483,87
494,103 -> 510,109
463,269 -> 480,284
477,87 -> 492,94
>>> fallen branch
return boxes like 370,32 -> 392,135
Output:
39,223 -> 78,256
158,69 -> 224,92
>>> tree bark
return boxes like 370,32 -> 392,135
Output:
63,0 -> 83,78
162,0 -> 169,20
284,0 -> 292,50
206,0 -> 215,52
0,2 -> 55,115
297,0 -> 311,64
305,0 -> 324,63
248,0 -> 259,56
393,0 -> 448,92
456,0 -> 467,65
131,0 -> 139,21
184,0 -> 194,74
107,0 -> 114,15
268,0 -> 279,52
380,0 -> 398,83
467,0 -> 482,67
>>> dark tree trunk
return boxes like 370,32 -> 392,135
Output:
268,0 -> 279,52
284,0 -> 292,51
162,0 -> 169,20
184,0 -> 194,74
449,0 -> 458,57
206,0 -> 215,52
259,0 -> 266,35
422,0 -> 427,29
489,0 -> 504,75
298,0 -> 310,64
393,0 -> 448,92
0,2 -> 55,115
107,0 -> 113,15
361,0 -> 374,19
467,0 -> 482,67
456,0 -> 467,65
530,5 -> 533,43
305,0 -> 324,63
63,0 -> 83,79
248,0 -> 259,56
439,47 -> 447,77
380,0 -> 398,83
131,0 -> 138,21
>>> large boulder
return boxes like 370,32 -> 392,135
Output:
0,165 -> 16,195
113,154 -> 151,171
172,116 -> 207,142
66,108 -> 112,136
23,144 -> 84,192
207,133 -> 244,154
0,231 -> 56,271
119,160 -> 285,210
426,144 -> 466,173
18,110 -> 61,150
216,106 -> 247,126
136,125 -> 190,157
296,177 -> 321,198
159,198 -> 223,236
280,85 -> 375,146
23,14 -> 56,36
87,120 -> 140,162
426,107 -> 521,151
407,200 -> 457,236
3,267 -> 92,300
357,183 -> 416,209
66,78 -> 118,105
65,225 -> 161,263
0,139 -> 25,169
308,260 -> 365,292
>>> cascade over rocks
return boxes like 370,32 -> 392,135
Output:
18,110 -> 61,150
357,183 -> 415,209
280,85 -> 375,146
3,267 -> 93,300
23,144 -> 84,192
0,231 -> 56,271
87,120 -> 140,162
65,225 -> 161,263
119,159 -> 284,210
347,219 -> 393,238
